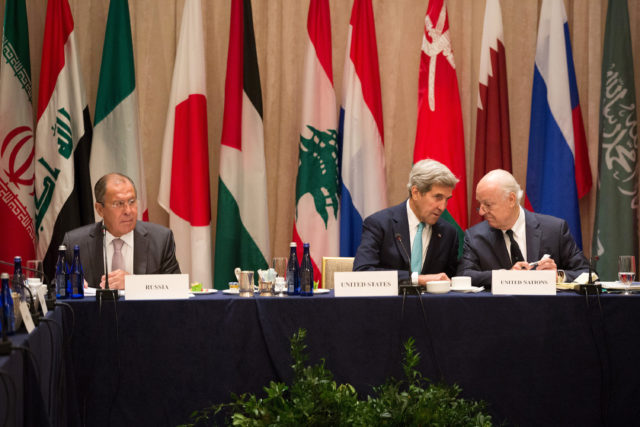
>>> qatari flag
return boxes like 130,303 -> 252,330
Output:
35,0 -> 94,279
471,0 -> 511,226
158,0 -> 212,287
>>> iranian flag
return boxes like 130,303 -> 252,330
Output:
293,0 -> 338,288
158,0 -> 212,287
470,0 -> 511,226
214,0 -> 270,288
91,0 -> 148,221
414,0 -> 467,237
35,0 -> 94,278
0,0 -> 35,263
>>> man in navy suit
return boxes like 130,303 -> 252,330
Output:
353,159 -> 460,287
457,169 -> 588,288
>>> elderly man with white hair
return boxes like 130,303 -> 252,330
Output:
457,169 -> 589,288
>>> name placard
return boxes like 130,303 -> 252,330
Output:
125,274 -> 189,300
334,271 -> 398,297
492,270 -> 556,295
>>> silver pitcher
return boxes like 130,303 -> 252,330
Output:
237,269 -> 255,297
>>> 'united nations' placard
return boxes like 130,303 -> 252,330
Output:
334,271 -> 397,297
492,270 -> 556,295
125,274 -> 189,300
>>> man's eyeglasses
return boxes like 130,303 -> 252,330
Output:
100,199 -> 137,210
476,201 -> 495,213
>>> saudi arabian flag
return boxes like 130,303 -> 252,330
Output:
214,0 -> 270,288
91,0 -> 148,220
592,0 -> 638,279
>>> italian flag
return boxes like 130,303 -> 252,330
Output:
35,0 -> 94,278
413,0 -> 467,249
293,0 -> 338,288
158,0 -> 212,287
214,0 -> 270,288
91,0 -> 148,220
0,0 -> 36,263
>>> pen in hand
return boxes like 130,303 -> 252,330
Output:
529,254 -> 551,269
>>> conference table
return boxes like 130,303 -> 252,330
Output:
3,290 -> 640,426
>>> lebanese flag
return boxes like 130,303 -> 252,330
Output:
35,0 -> 94,278
214,0 -> 270,288
339,0 -> 387,257
413,0 -> 467,233
525,0 -> 592,248
470,0 -> 511,226
91,0 -> 148,221
158,0 -> 212,286
0,0 -> 36,263
292,0 -> 338,288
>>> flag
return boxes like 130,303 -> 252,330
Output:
413,0 -> 468,238
339,0 -> 387,257
214,0 -> 269,288
470,0 -> 511,226
525,0 -> 592,248
91,0 -> 148,221
592,0 -> 638,279
292,0 -> 338,288
0,0 -> 35,263
35,0 -> 94,279
158,0 -> 212,287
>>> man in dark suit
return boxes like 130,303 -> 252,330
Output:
63,173 -> 180,289
457,169 -> 588,287
353,159 -> 460,287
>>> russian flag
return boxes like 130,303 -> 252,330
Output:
525,0 -> 592,248
338,0 -> 387,256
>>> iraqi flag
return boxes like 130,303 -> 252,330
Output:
0,0 -> 36,263
470,0 -> 511,226
525,0 -> 592,248
35,0 -> 94,279
91,0 -> 148,221
339,0 -> 387,257
414,0 -> 468,235
158,0 -> 212,287
293,0 -> 338,288
214,0 -> 270,288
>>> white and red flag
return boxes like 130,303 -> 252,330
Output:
470,0 -> 511,226
0,0 -> 35,263
293,0 -> 338,287
158,0 -> 212,286
413,0 -> 467,236
35,0 -> 94,278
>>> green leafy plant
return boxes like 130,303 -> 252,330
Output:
180,330 -> 492,426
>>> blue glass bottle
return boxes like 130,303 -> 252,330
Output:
12,256 -> 26,302
55,245 -> 68,299
1,272 -> 15,335
299,243 -> 314,296
69,245 -> 84,299
286,242 -> 299,296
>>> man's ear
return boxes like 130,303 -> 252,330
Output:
95,202 -> 104,218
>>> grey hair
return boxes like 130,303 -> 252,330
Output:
94,173 -> 137,203
407,159 -> 459,196
482,169 -> 523,203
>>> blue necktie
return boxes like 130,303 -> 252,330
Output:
411,222 -> 425,273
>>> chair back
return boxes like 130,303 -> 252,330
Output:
321,257 -> 355,289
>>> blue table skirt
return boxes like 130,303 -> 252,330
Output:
65,291 -> 640,426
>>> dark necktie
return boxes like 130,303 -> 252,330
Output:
506,229 -> 524,266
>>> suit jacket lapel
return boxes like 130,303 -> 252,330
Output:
422,222 -> 443,274
524,210 -> 542,262
90,222 -> 105,286
133,221 -> 147,274
391,202 -> 411,269
490,227 -> 512,269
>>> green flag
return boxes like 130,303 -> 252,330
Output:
592,0 -> 638,280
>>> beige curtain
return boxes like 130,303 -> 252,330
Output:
4,0 -> 640,272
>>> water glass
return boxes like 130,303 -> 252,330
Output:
618,255 -> 636,295
272,257 -> 287,278
26,260 -> 44,281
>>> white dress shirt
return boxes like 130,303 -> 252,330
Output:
407,200 -> 432,284
502,206 -> 527,262
104,229 -> 134,274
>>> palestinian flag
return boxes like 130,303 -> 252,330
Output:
91,0 -> 148,220
214,0 -> 269,288
293,0 -> 338,288
0,0 -> 36,263
35,0 -> 94,279
158,0 -> 212,287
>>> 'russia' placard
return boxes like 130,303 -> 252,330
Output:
492,270 -> 556,295
334,271 -> 398,297
125,274 -> 189,300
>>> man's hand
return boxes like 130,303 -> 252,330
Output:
100,269 -> 129,290
511,261 -> 531,271
418,273 -> 450,286
534,257 -> 557,271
